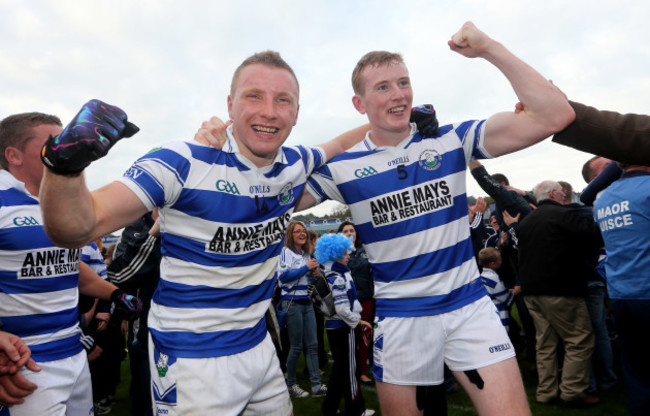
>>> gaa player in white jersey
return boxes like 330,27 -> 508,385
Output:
301,22 -> 575,416
38,52 -> 368,416
0,113 -> 141,415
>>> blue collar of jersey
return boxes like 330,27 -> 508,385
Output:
331,261 -> 350,274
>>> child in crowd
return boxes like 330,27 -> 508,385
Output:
478,247 -> 514,331
315,233 -> 374,416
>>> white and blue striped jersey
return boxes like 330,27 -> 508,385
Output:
277,247 -> 312,301
81,242 -> 107,280
479,268 -> 513,330
307,122 -> 490,318
117,128 -> 325,358
324,261 -> 362,330
0,170 -> 82,362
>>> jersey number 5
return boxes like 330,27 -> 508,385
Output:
397,164 -> 408,180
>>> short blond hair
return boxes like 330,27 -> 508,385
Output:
351,51 -> 404,95
231,50 -> 299,96
478,247 -> 501,267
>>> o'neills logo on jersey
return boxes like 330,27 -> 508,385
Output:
249,184 -> 271,194
489,342 -> 512,354
216,179 -> 240,195
418,150 -> 442,171
277,183 -> 294,206
369,179 -> 452,226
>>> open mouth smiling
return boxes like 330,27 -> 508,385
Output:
253,125 -> 279,134
388,106 -> 406,114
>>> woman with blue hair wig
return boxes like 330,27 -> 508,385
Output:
316,233 -> 375,416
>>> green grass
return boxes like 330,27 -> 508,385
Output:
107,345 -> 628,415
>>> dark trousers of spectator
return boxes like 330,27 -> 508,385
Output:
129,340 -> 153,416
90,320 -> 126,402
610,299 -> 650,416
322,327 -> 366,416
354,299 -> 375,379
514,293 -> 536,362
585,284 -> 617,392
277,328 -> 289,373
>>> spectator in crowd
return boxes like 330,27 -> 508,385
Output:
518,180 -> 602,407
580,161 -> 622,207
469,160 -> 535,232
559,180 -> 618,394
107,210 -> 161,416
303,21 -> 574,416
484,207 -> 534,361
0,112 -> 141,414
316,233 -> 374,416
78,241 -> 108,367
593,162 -> 650,414
38,50 -> 371,413
478,247 -> 514,331
338,221 -> 375,385
472,160 -> 538,363
79,239 -> 123,415
581,156 -> 612,184
278,221 -> 326,398
467,197 -> 492,262
552,101 -> 650,166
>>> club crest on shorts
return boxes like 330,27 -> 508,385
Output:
278,183 -> 294,206
418,150 -> 442,171
156,352 -> 170,377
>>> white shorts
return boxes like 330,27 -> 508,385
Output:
373,295 -> 514,385
149,333 -> 292,416
1,350 -> 93,416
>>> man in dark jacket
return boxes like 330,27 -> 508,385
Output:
518,180 -> 603,407
107,211 -> 161,416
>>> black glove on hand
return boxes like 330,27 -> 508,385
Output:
41,99 -> 139,175
410,104 -> 439,137
110,289 -> 143,321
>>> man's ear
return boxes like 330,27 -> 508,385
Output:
227,95 -> 234,120
4,146 -> 22,167
293,103 -> 299,127
352,95 -> 366,115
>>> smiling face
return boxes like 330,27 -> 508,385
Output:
228,63 -> 299,167
291,224 -> 308,249
352,61 -> 413,145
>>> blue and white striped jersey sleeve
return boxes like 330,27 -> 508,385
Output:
117,141 -> 191,210
454,119 -> 491,162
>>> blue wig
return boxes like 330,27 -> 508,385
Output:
315,233 -> 354,264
